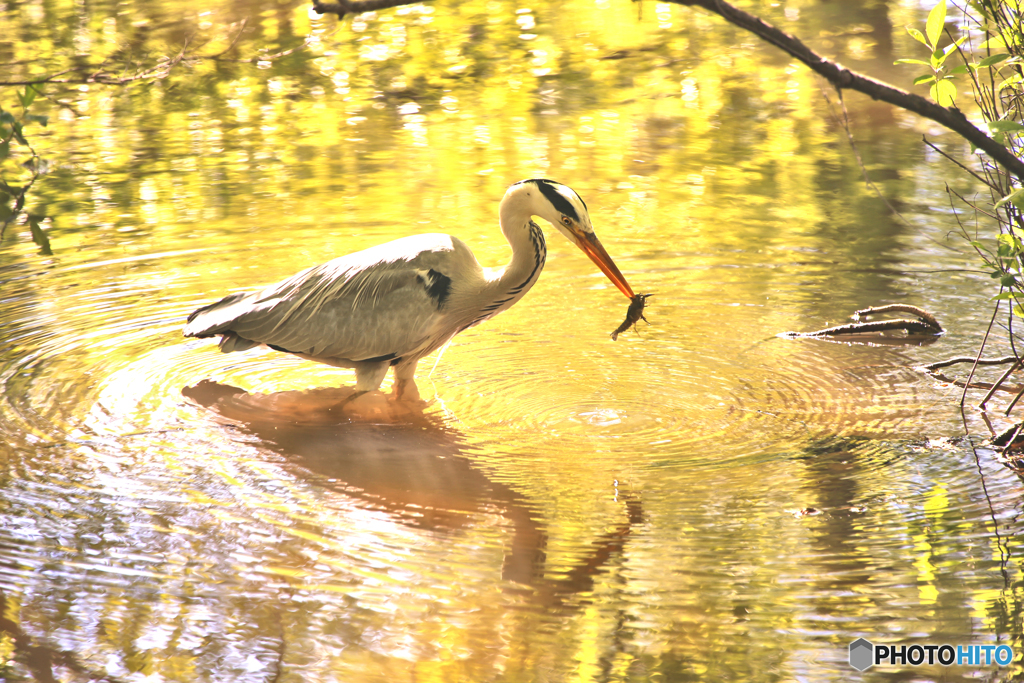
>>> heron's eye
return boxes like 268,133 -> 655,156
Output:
560,216 -> 573,227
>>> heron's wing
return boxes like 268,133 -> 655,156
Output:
184,234 -> 462,362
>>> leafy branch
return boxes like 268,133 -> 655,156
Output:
0,84 -> 51,253
666,0 -> 1024,181
894,1 -> 969,106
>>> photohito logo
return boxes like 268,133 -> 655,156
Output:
848,638 -> 1013,671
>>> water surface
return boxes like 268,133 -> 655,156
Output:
2,0 -> 1024,681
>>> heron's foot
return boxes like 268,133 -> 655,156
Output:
336,389 -> 370,407
329,388 -> 402,419
392,378 -> 421,403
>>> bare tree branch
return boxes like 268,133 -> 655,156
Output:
668,0 -> 1024,181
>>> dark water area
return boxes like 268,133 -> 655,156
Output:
2,0 -> 1024,681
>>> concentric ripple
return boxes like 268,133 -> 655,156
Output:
1,226 -> 1018,683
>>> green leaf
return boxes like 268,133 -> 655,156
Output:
24,114 -> 48,127
0,140 -> 7,162
944,34 -> 969,55
981,34 -> 1008,49
988,120 -> 1024,133
0,111 -> 15,125
995,187 -> 1024,209
971,240 -> 986,250
12,122 -> 27,146
995,291 -> 1017,300
894,58 -> 931,66
970,0 -> 991,20
915,73 -> 937,85
907,26 -> 929,46
1002,274 -> 1017,287
931,78 -> 956,105
998,73 -> 1023,91
27,216 -> 52,256
950,64 -> 973,74
1013,304 -> 1024,317
979,53 -> 1011,67
926,1 -> 947,48
18,85 -> 37,109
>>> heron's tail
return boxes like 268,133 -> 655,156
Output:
183,292 -> 262,353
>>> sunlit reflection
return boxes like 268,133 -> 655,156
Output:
1,0 -> 1022,680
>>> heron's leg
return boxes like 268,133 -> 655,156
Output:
392,360 -> 421,402
352,362 -> 390,393
332,362 -> 390,409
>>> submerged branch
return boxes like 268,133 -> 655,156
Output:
921,354 -> 1024,414
780,304 -> 943,339
667,0 -> 1024,181
992,421 -> 1024,451
312,0 -> 430,18
922,355 -> 1018,371
851,304 -> 942,330
782,319 -> 941,337
924,371 -> 1023,393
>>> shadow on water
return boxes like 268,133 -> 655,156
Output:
0,593 -> 122,683
180,381 -> 643,605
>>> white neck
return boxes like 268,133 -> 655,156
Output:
469,201 -> 547,323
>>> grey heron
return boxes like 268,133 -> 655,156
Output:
183,179 -> 635,402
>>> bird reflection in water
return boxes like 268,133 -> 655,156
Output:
181,380 -> 642,602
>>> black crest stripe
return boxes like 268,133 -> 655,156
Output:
532,180 -> 580,222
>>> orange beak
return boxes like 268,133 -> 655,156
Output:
575,231 -> 635,299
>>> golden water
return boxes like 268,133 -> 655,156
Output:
2,0 -> 1024,680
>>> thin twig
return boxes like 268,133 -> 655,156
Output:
980,357 -> 1022,408
923,135 -> 992,188
821,86 -> 911,227
927,372 -> 1023,392
1006,383 -> 1024,415
923,355 -> 1018,371
961,300 -> 1003,407
948,186 -> 1001,221
206,19 -> 250,60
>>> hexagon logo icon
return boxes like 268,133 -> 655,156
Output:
849,638 -> 874,671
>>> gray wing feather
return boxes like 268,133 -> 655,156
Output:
184,234 -> 458,362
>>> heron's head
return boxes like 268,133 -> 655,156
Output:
506,179 -> 635,299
